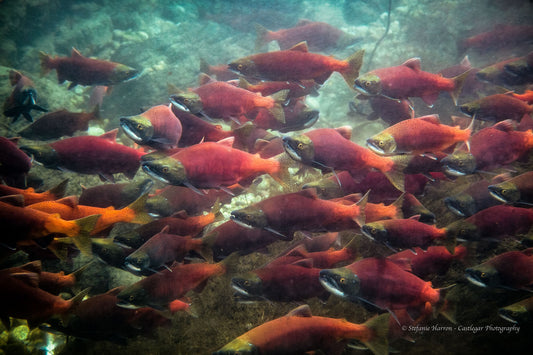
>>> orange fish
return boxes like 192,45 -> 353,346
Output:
0,179 -> 68,206
213,304 -> 389,355
27,193 -> 151,235
366,114 -> 473,155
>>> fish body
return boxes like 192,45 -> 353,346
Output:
228,42 -> 364,86
354,57 -> 468,106
255,20 -> 361,51
18,106 -> 101,140
3,70 -> 47,122
120,104 -> 182,150
319,257 -> 441,312
388,245 -> 467,278
442,120 -> 533,176
0,179 -> 68,206
213,305 -> 389,355
488,171 -> 533,204
252,97 -> 319,132
361,217 -> 448,251
116,259 -> 229,310
476,56 -> 529,87
141,140 -> 285,189
460,94 -> 533,122
79,179 -> 153,209
20,129 -> 144,182
230,189 -> 366,237
457,24 -> 533,53
363,95 -> 414,125
239,77 -> 319,99
367,114 -> 471,155
0,137 -> 32,179
39,48 -> 139,88
171,106 -> 233,147
170,78 -> 286,123
199,58 -> 239,81
465,249 -> 533,290
445,205 -> 533,241
445,179 -> 500,217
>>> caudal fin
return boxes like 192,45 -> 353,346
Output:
254,23 -> 273,51
38,51 -> 52,77
361,313 -> 390,355
267,89 -> 289,123
47,179 -> 69,200
450,69 -> 472,106
61,287 -> 90,326
126,192 -> 153,224
73,214 -> 100,255
383,155 -> 412,193
341,49 -> 365,87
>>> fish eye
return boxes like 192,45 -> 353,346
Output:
501,189 -> 507,195
378,141 -> 385,147
365,81 -> 371,87
243,280 -> 250,286
480,272 -> 486,278
129,295 -> 135,301
137,124 -> 143,130
183,98 -> 190,104
339,277 -> 346,284
237,64 -> 243,70
297,143 -> 304,150
162,167 -> 169,173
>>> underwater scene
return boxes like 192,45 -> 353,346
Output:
1,0 -> 533,354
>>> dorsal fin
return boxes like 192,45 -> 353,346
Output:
460,55 -> 471,69
418,114 -> 441,125
157,225 -> 171,234
198,73 -> 215,86
492,120 -> 515,132
297,188 -> 319,199
10,272 -> 40,288
335,126 -> 352,140
71,48 -> 84,58
285,245 -> 308,258
287,304 -> 313,317
408,214 -> 421,221
99,128 -> 118,142
292,258 -> 314,268
288,41 -> 309,52
171,210 -> 189,219
216,136 -> 235,147
19,260 -> 42,274
0,194 -> 25,206
55,196 -> 79,208
296,19 -> 314,26
402,57 -> 422,72
106,286 -> 126,295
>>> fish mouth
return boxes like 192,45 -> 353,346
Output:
443,164 -> 467,177
229,213 -> 255,229
487,187 -> 509,204
360,225 -> 375,241
465,268 -> 487,288
366,140 -> 386,155
443,197 -> 467,217
124,262 -> 142,273
120,118 -> 144,143
353,81 -> 371,96
231,282 -> 251,297
141,163 -> 171,184
115,300 -> 141,309
169,95 -> 191,112
498,309 -> 519,324
319,270 -> 350,299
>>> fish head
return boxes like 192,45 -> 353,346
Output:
125,251 -> 151,273
498,303 -> 530,324
444,219 -> 479,241
113,230 -> 143,249
169,92 -> 203,114
319,267 -> 360,301
353,73 -> 382,96
465,263 -> 500,288
444,195 -> 477,217
145,195 -> 173,218
231,273 -> 263,299
230,207 -> 268,230
110,64 -> 140,84
366,132 -> 397,155
488,181 -> 520,204
361,222 -> 389,242
282,134 -> 314,163
19,144 -> 59,168
141,157 -> 188,186
227,58 -> 259,78
91,239 -> 130,266
442,152 -> 477,177
475,67 -> 498,83
504,60 -> 529,77
280,108 -> 320,133
116,283 -> 150,309
120,115 -> 154,144
302,178 -> 341,199
459,101 -> 479,117
213,338 -> 259,355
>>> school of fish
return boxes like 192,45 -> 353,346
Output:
1,13 -> 533,355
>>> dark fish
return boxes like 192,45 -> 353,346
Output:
3,70 -> 47,122
460,94 -> 532,122
499,296 -> 533,324
488,171 -> 533,205
445,179 -> 501,217
79,179 -> 154,209
457,24 -> 533,53
0,137 -> 32,180
39,48 -> 139,89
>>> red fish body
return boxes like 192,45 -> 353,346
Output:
460,93 -> 533,122
457,24 -> 533,53
20,129 -> 144,182
141,140 -> 285,190
0,137 -> 32,180
230,189 -> 366,238
239,77 -> 319,99
388,245 -> 467,278
214,305 -> 389,355
229,42 -> 364,86
465,249 -> 533,290
354,57 -> 468,106
255,20 -> 360,51
120,105 -> 182,150
39,48 -> 139,89
18,106 -> 101,140
367,114 -> 471,155
445,204 -> 533,242
319,257 -> 441,312
199,58 -> 239,81
445,179 -> 500,217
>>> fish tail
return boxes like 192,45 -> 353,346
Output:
72,214 -> 100,256
61,287 -> 90,325
341,49 -> 365,87
69,259 -> 96,281
390,192 -> 405,219
254,23 -> 273,51
450,68 -> 472,106
47,178 -> 69,200
383,155 -> 411,192
38,51 -> 52,77
360,313 -> 390,355
343,236 -> 360,259
352,190 -> 368,227
267,89 -> 289,123
217,251 -> 241,275
269,153 -> 292,189
126,192 -> 153,224
436,284 -> 457,324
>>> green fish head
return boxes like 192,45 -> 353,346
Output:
230,207 -> 268,230
227,58 -> 259,78
488,181 -> 520,204
169,92 -> 203,114
302,178 -> 342,199
145,195 -> 173,218
442,151 -> 477,177
465,263 -> 500,288
444,194 -> 477,217
19,144 -> 59,168
319,267 -> 360,301
361,222 -> 389,243
459,101 -> 480,117
116,283 -> 151,309
499,303 -> 530,324
141,157 -> 188,186
445,219 -> 479,241
353,73 -> 382,96
231,273 -> 263,299
213,338 -> 259,355
282,134 -> 315,163
125,250 -> 151,273
366,132 -> 397,155
110,64 -> 139,83
120,115 -> 154,144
